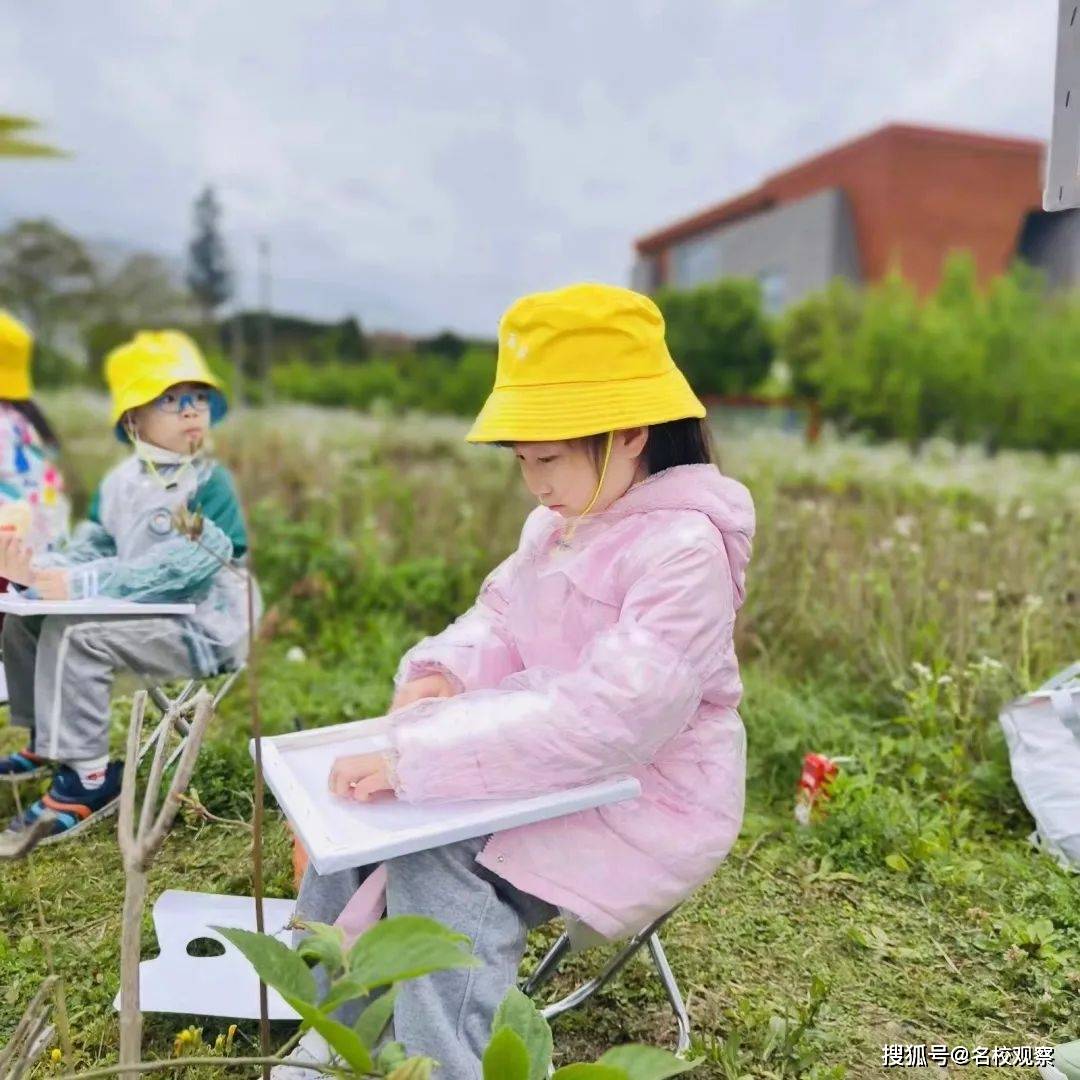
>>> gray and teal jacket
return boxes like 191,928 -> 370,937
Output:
37,444 -> 260,676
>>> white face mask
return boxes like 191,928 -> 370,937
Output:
123,418 -> 199,489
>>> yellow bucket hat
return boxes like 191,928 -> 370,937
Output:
0,310 -> 34,401
466,282 -> 705,443
105,330 -> 227,438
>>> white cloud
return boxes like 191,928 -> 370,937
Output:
0,0 -> 1059,334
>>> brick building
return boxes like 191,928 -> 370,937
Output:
632,123 -> 1080,312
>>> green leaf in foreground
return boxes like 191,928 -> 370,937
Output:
295,920 -> 346,974
376,1041 -> 408,1072
354,984 -> 399,1047
491,986 -> 553,1080
551,1066 -> 630,1080
346,914 -> 478,991
483,1026 -> 531,1080
387,1058 -> 436,1079
283,993 -> 373,1074
213,925 -> 316,1004
598,1045 -> 700,1078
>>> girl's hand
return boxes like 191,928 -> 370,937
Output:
0,534 -> 34,586
32,569 -> 70,600
390,672 -> 456,712
328,752 -> 394,802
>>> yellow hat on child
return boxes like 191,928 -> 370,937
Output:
466,282 -> 705,443
105,330 -> 226,429
0,311 -> 34,401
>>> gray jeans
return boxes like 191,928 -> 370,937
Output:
295,834 -> 557,1079
2,613 -> 200,763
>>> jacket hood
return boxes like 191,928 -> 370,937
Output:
560,463 -> 755,604
599,463 -> 755,538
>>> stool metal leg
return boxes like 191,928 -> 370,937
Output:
520,933 -> 572,997
647,933 -> 691,1056
523,908 -> 692,1055
137,669 -> 243,769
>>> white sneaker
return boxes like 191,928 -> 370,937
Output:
270,1029 -> 333,1080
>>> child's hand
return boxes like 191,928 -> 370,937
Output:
390,672 -> 456,712
328,753 -> 395,802
0,534 -> 34,586
32,569 -> 70,600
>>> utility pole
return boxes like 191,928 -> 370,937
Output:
257,236 -> 273,400
230,308 -> 247,407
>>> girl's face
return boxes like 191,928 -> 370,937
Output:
128,382 -> 212,454
513,428 -> 649,517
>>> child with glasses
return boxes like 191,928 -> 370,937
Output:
0,330 -> 259,843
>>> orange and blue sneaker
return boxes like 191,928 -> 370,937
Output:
0,747 -> 51,782
4,762 -> 123,844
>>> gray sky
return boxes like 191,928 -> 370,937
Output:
0,1 -> 1059,335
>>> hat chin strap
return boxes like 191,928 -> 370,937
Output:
559,430 -> 614,547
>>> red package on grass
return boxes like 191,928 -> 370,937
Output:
795,752 -> 839,826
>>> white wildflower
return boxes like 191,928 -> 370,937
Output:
893,515 -> 916,538
286,646 -> 307,663
973,590 -> 995,604
968,520 -> 989,536
1017,503 -> 1036,521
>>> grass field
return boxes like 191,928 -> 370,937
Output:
2,393 -> 1079,1078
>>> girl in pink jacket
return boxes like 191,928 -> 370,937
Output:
295,283 -> 754,1077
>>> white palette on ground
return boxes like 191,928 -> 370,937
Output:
112,889 -> 300,1020
256,715 -> 643,875
0,594 -> 194,616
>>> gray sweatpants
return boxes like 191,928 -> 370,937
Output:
295,835 -> 557,1079
2,614 -> 200,763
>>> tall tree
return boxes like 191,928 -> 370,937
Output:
0,219 -> 97,350
85,253 -> 201,378
0,114 -> 65,158
655,278 -> 774,396
185,186 -> 233,324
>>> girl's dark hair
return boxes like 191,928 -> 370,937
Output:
7,400 -> 60,449
584,417 -> 715,476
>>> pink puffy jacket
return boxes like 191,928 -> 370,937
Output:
386,463 -> 754,940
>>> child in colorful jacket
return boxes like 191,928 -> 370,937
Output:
0,331 -> 257,842
290,284 -> 755,1076
0,311 -> 70,555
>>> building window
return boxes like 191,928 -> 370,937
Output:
758,267 -> 787,314
669,231 -> 724,288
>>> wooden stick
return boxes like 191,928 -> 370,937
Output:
245,562 -> 272,1077
118,693 -> 148,847
53,1056 -> 347,1080
117,690 -> 215,1078
137,701 -> 172,844
0,976 -> 57,1077
117,869 -> 147,1079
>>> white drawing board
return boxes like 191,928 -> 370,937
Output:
256,715 -> 642,875
0,594 -> 194,617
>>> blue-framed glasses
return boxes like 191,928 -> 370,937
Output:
152,388 -> 213,415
